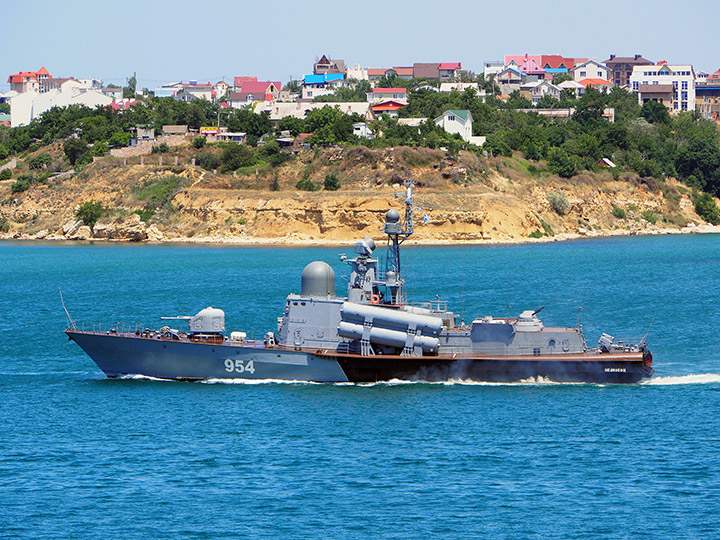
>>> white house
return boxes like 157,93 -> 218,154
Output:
253,101 -> 374,122
435,109 -> 473,142
521,80 -> 562,105
10,88 -> 113,127
366,88 -> 407,103
572,60 -> 610,82
78,78 -> 102,89
347,64 -> 369,81
353,122 -> 372,139
483,61 -> 504,78
629,63 -> 696,111
439,82 -> 479,93
558,80 -> 585,97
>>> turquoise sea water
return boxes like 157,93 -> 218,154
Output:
2,235 -> 720,539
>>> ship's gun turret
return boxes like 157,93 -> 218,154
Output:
161,307 -> 225,336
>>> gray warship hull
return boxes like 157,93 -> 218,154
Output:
66,330 -> 653,384
65,179 -> 653,385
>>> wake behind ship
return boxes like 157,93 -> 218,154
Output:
66,180 -> 653,384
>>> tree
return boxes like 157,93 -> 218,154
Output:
641,100 -> 671,125
324,173 -> 340,191
63,138 -> 88,166
676,138 -> 720,194
547,147 -> 577,178
283,80 -> 302,93
75,200 -> 104,230
694,192 -> 720,224
123,73 -> 137,99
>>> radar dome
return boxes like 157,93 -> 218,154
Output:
301,261 -> 336,297
386,209 -> 400,223
362,237 -> 376,251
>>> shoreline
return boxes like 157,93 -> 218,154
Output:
3,223 -> 720,247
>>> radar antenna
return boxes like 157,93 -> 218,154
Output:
382,175 -> 424,305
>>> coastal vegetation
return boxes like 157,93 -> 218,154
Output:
1,80 -> 720,241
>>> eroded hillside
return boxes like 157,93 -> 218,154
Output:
0,145 -> 713,244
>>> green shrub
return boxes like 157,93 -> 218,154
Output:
135,209 -> 155,222
547,192 -> 570,215
195,152 -> 221,171
192,136 -> 206,149
324,173 -> 340,191
0,168 -> 11,180
269,175 -> 280,191
528,229 -> 544,238
693,193 -> 720,225
641,210 -> 657,224
28,153 -> 52,170
547,148 -> 576,178
220,143 -> 257,172
134,175 -> 184,208
0,217 -> 9,233
75,200 -> 104,229
296,178 -> 318,191
611,205 -> 627,219
151,142 -> 171,154
540,219 -> 554,236
11,178 -> 31,194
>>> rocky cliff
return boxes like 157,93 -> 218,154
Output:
0,146 -> 715,244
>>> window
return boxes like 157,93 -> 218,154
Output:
682,81 -> 688,90
448,115 -> 455,121
597,71 -> 603,77
580,71 -> 586,77
633,81 -> 639,90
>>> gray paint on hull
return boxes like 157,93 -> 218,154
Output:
67,332 -> 350,382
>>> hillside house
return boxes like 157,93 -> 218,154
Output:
521,80 -> 561,104
367,88 -> 408,103
7,67 -> 53,93
572,60 -> 610,82
302,73 -> 346,100
9,88 -> 112,127
314,55 -> 346,75
629,63 -> 696,111
371,100 -> 406,118
496,67 -> 524,96
604,54 -> 653,86
253,101 -> 375,123
228,81 -> 282,107
558,80 -> 585,97
387,67 -> 414,80
438,62 -> 462,81
435,109 -> 472,142
174,82 -> 215,102
579,78 -> 613,93
413,63 -> 440,79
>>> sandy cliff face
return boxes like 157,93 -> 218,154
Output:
0,147 -> 712,244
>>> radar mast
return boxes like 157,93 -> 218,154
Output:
382,177 -> 420,305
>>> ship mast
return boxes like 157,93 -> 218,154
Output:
382,178 -> 417,305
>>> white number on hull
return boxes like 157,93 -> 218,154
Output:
224,359 -> 256,374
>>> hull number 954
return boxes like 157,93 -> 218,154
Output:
224,359 -> 256,374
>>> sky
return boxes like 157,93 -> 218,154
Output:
2,0 -> 719,91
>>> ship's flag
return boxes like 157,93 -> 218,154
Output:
423,213 -> 430,224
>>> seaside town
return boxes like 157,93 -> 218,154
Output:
1,52 -> 720,243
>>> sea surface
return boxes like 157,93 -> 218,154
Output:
1,235 -> 720,539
